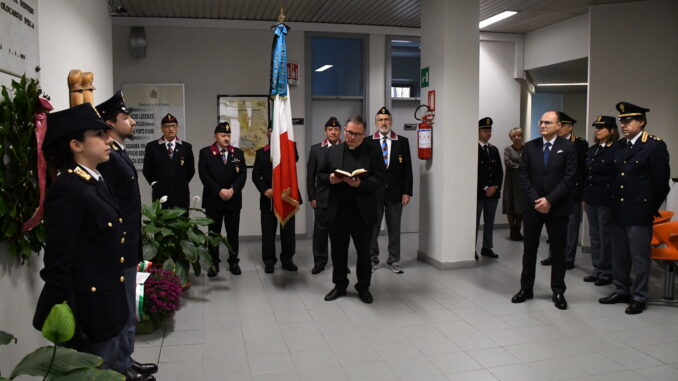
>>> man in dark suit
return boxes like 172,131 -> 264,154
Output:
369,107 -> 413,274
475,117 -> 503,260
198,122 -> 247,277
142,113 -> 195,210
252,126 -> 302,274
96,91 -> 158,380
541,112 -> 588,269
319,116 -> 386,304
307,117 -> 342,274
599,102 -> 670,314
511,110 -> 577,310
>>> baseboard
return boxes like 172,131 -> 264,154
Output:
417,250 -> 479,270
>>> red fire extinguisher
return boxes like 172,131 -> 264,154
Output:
415,104 -> 434,160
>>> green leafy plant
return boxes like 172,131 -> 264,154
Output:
141,199 -> 227,285
0,302 -> 124,381
0,75 -> 47,262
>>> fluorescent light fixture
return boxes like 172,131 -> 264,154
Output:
315,65 -> 333,72
537,83 -> 588,86
479,11 -> 518,29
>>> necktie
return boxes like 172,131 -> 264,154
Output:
627,141 -> 633,150
221,148 -> 228,165
483,144 -> 489,156
167,142 -> 174,158
382,137 -> 389,166
543,142 -> 552,166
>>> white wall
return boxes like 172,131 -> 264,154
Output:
588,0 -> 678,173
524,14 -> 589,70
0,0 -> 112,372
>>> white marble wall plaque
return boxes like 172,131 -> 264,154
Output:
0,0 -> 38,78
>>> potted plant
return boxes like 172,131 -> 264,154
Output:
136,267 -> 182,334
141,197 -> 227,286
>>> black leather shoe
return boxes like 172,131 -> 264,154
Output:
481,248 -> 499,258
324,287 -> 346,301
207,268 -> 218,278
125,368 -> 155,381
474,252 -> 479,261
599,292 -> 631,304
229,262 -> 242,275
552,293 -> 568,310
565,261 -> 575,270
511,289 -> 533,303
281,260 -> 298,271
311,263 -> 325,274
132,361 -> 158,375
625,301 -> 646,314
355,286 -> 373,304
540,257 -> 552,266
594,278 -> 612,286
264,264 -> 274,274
583,275 -> 598,282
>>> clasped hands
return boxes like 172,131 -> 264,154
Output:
219,188 -> 235,200
534,197 -> 551,214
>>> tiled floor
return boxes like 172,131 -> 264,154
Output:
134,231 -> 678,381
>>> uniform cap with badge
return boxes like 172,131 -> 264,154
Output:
376,106 -> 391,116
43,103 -> 112,150
557,112 -> 577,125
325,116 -> 341,128
478,117 -> 493,130
95,90 -> 130,121
161,113 -> 178,125
214,121 -> 231,134
616,101 -> 649,121
592,115 -> 617,129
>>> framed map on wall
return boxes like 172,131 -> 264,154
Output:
217,95 -> 270,167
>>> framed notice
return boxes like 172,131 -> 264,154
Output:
217,95 -> 270,167
121,84 -> 186,170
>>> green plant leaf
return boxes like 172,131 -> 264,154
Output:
48,368 -> 125,381
163,258 -> 176,271
190,217 -> 213,226
10,346 -> 102,379
142,243 -> 158,261
180,240 -> 197,262
0,330 -> 16,345
162,208 -> 187,220
159,227 -> 172,237
41,302 -> 75,344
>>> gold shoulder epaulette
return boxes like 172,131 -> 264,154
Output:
73,166 -> 92,181
111,142 -> 120,151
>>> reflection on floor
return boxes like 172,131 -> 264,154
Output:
135,231 -> 678,381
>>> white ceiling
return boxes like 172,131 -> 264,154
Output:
115,0 -> 643,33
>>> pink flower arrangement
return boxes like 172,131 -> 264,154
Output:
143,267 -> 182,324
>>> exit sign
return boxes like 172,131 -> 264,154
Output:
420,67 -> 429,88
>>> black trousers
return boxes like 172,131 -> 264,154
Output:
520,212 -> 568,294
329,210 -> 372,291
260,209 -> 295,266
312,207 -> 329,265
206,208 -> 240,265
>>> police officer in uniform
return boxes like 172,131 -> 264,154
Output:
369,107 -> 413,273
307,117 -> 342,274
142,113 -> 195,210
33,104 -> 146,378
96,92 -> 158,380
475,117 -> 503,260
582,116 -> 619,286
599,102 -> 670,314
252,126 -> 302,274
198,122 -> 247,277
541,112 -> 588,268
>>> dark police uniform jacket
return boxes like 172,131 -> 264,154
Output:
252,144 -> 302,211
582,141 -> 618,207
519,137 -> 577,216
198,144 -> 247,211
307,139 -> 336,209
97,140 -> 142,266
142,138 -> 195,209
569,134 -> 589,203
34,163 -> 128,343
317,142 -> 386,227
369,131 -> 413,203
613,131 -> 670,226
477,142 -> 503,199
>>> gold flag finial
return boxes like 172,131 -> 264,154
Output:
277,5 -> 286,23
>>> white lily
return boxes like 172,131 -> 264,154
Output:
159,195 -> 168,204
151,181 -> 158,187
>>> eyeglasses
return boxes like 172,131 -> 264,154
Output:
162,124 -> 178,129
538,120 -> 557,126
345,130 -> 364,137
376,118 -> 390,122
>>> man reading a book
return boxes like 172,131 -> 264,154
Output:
319,116 -> 386,304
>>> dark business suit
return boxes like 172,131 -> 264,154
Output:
34,163 -> 128,369
142,138 -> 195,210
307,140 -> 336,266
252,144 -> 302,266
318,142 -> 385,291
611,131 -> 670,302
368,131 -> 413,265
96,140 -> 142,371
519,136 -> 577,294
476,142 -> 503,251
198,144 -> 247,266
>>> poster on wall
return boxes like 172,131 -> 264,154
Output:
121,83 -> 186,170
217,95 -> 270,167
0,0 -> 39,80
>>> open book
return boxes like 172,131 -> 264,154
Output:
334,168 -> 368,179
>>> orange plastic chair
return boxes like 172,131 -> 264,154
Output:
651,220 -> 678,300
652,210 -> 675,246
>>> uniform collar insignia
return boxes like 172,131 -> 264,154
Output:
72,166 -> 92,181
159,137 -> 182,145
321,138 -> 342,147
641,130 -> 648,143
209,143 -> 220,155
111,141 -> 121,151
372,131 -> 398,140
